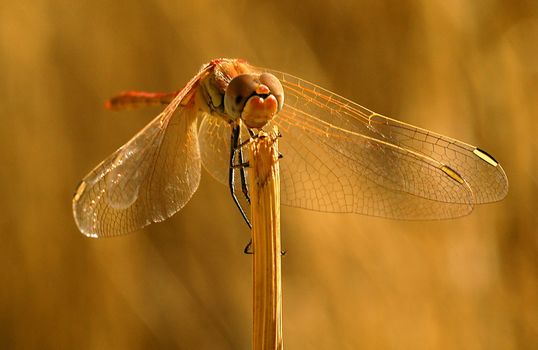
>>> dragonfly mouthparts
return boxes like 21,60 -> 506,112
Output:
241,94 -> 279,129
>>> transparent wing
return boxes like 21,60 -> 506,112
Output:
258,68 -> 508,219
198,113 -> 231,184
73,89 -> 202,237
198,112 -> 256,184
198,113 -> 254,226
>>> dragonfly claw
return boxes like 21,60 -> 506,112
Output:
244,239 -> 253,254
243,239 -> 285,256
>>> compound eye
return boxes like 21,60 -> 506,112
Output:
259,73 -> 284,112
224,74 -> 259,119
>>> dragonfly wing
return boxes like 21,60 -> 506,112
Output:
270,109 -> 473,219
361,113 -> 508,204
198,113 -> 231,185
198,112 -> 255,186
264,69 -> 508,206
256,68 -> 507,219
73,90 -> 202,237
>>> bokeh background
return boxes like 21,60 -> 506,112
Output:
1,0 -> 536,349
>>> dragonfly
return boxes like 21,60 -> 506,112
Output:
72,58 -> 508,238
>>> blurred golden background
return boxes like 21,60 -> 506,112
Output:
1,0 -> 536,349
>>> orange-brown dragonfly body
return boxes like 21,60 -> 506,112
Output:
73,58 -> 508,238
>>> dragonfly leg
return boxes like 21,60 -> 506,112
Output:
230,125 -> 280,255
229,124 -> 253,254
235,130 -> 257,150
237,140 -> 251,204
244,239 -> 253,254
232,161 -> 250,169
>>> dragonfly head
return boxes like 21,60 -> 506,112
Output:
224,73 -> 284,129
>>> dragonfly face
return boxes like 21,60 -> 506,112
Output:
196,60 -> 284,129
224,73 -> 284,129
72,58 -> 508,238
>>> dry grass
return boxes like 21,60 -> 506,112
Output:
0,0 -> 536,349
249,131 -> 283,350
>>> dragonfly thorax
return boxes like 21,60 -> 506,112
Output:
198,73 -> 227,118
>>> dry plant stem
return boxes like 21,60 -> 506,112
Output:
248,129 -> 283,350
